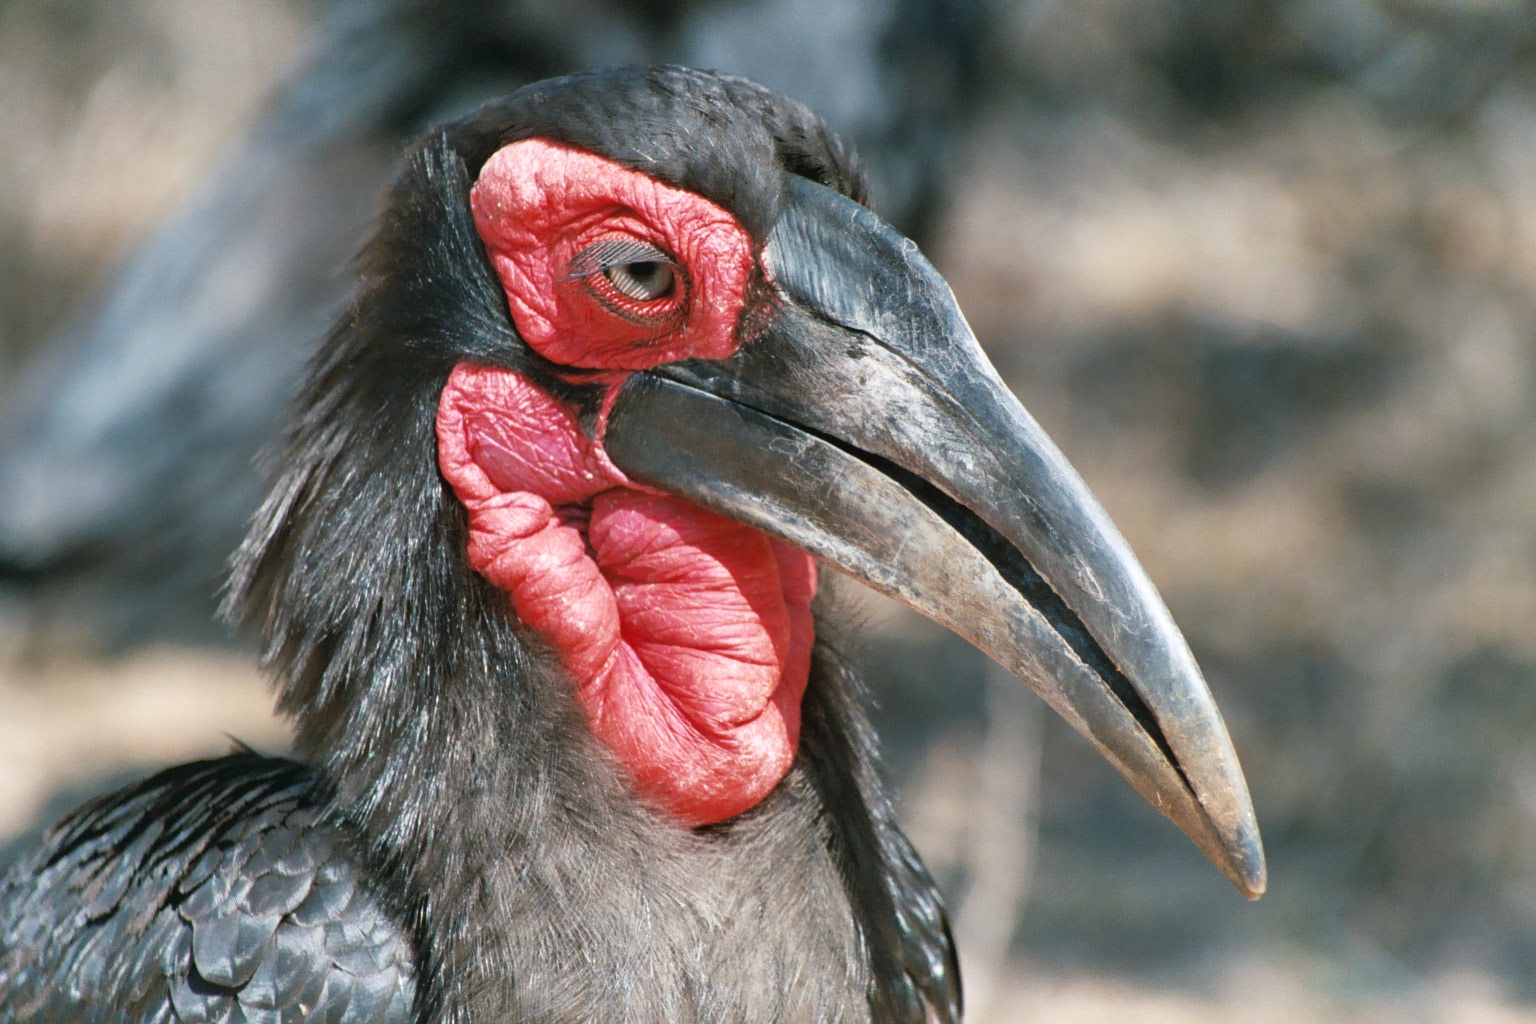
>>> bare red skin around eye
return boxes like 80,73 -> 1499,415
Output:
471,138 -> 753,370
439,141 -> 815,826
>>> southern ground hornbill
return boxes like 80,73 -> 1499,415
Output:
0,67 -> 1263,1023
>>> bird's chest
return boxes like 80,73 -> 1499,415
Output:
429,790 -> 874,1024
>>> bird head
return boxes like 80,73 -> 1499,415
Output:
230,66 -> 1264,898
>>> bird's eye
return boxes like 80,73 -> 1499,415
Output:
604,260 -> 675,302
566,238 -> 680,307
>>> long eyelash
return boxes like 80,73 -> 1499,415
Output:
563,239 -> 674,281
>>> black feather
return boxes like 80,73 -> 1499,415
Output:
0,756 -> 415,1024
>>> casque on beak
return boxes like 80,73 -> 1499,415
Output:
603,175 -> 1265,898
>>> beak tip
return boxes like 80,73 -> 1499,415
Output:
1222,824 -> 1267,900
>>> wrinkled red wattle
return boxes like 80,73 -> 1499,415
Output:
437,363 -> 816,825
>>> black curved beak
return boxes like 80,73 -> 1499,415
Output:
603,176 -> 1265,898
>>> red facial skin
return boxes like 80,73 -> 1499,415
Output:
436,139 -> 816,826
471,138 -> 750,370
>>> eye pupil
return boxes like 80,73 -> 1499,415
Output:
605,260 -> 675,302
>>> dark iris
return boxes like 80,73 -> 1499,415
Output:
605,260 -> 675,302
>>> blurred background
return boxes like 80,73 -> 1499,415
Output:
3,0 -> 1536,1019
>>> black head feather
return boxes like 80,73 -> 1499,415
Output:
450,65 -> 869,238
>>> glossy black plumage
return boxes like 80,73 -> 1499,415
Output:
0,756 -> 414,1023
1,67 -> 961,1024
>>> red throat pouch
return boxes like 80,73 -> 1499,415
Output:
437,364 -> 815,825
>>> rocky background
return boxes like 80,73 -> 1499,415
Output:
4,0 -> 1536,1019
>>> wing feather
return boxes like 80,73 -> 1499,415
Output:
0,755 -> 416,1024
